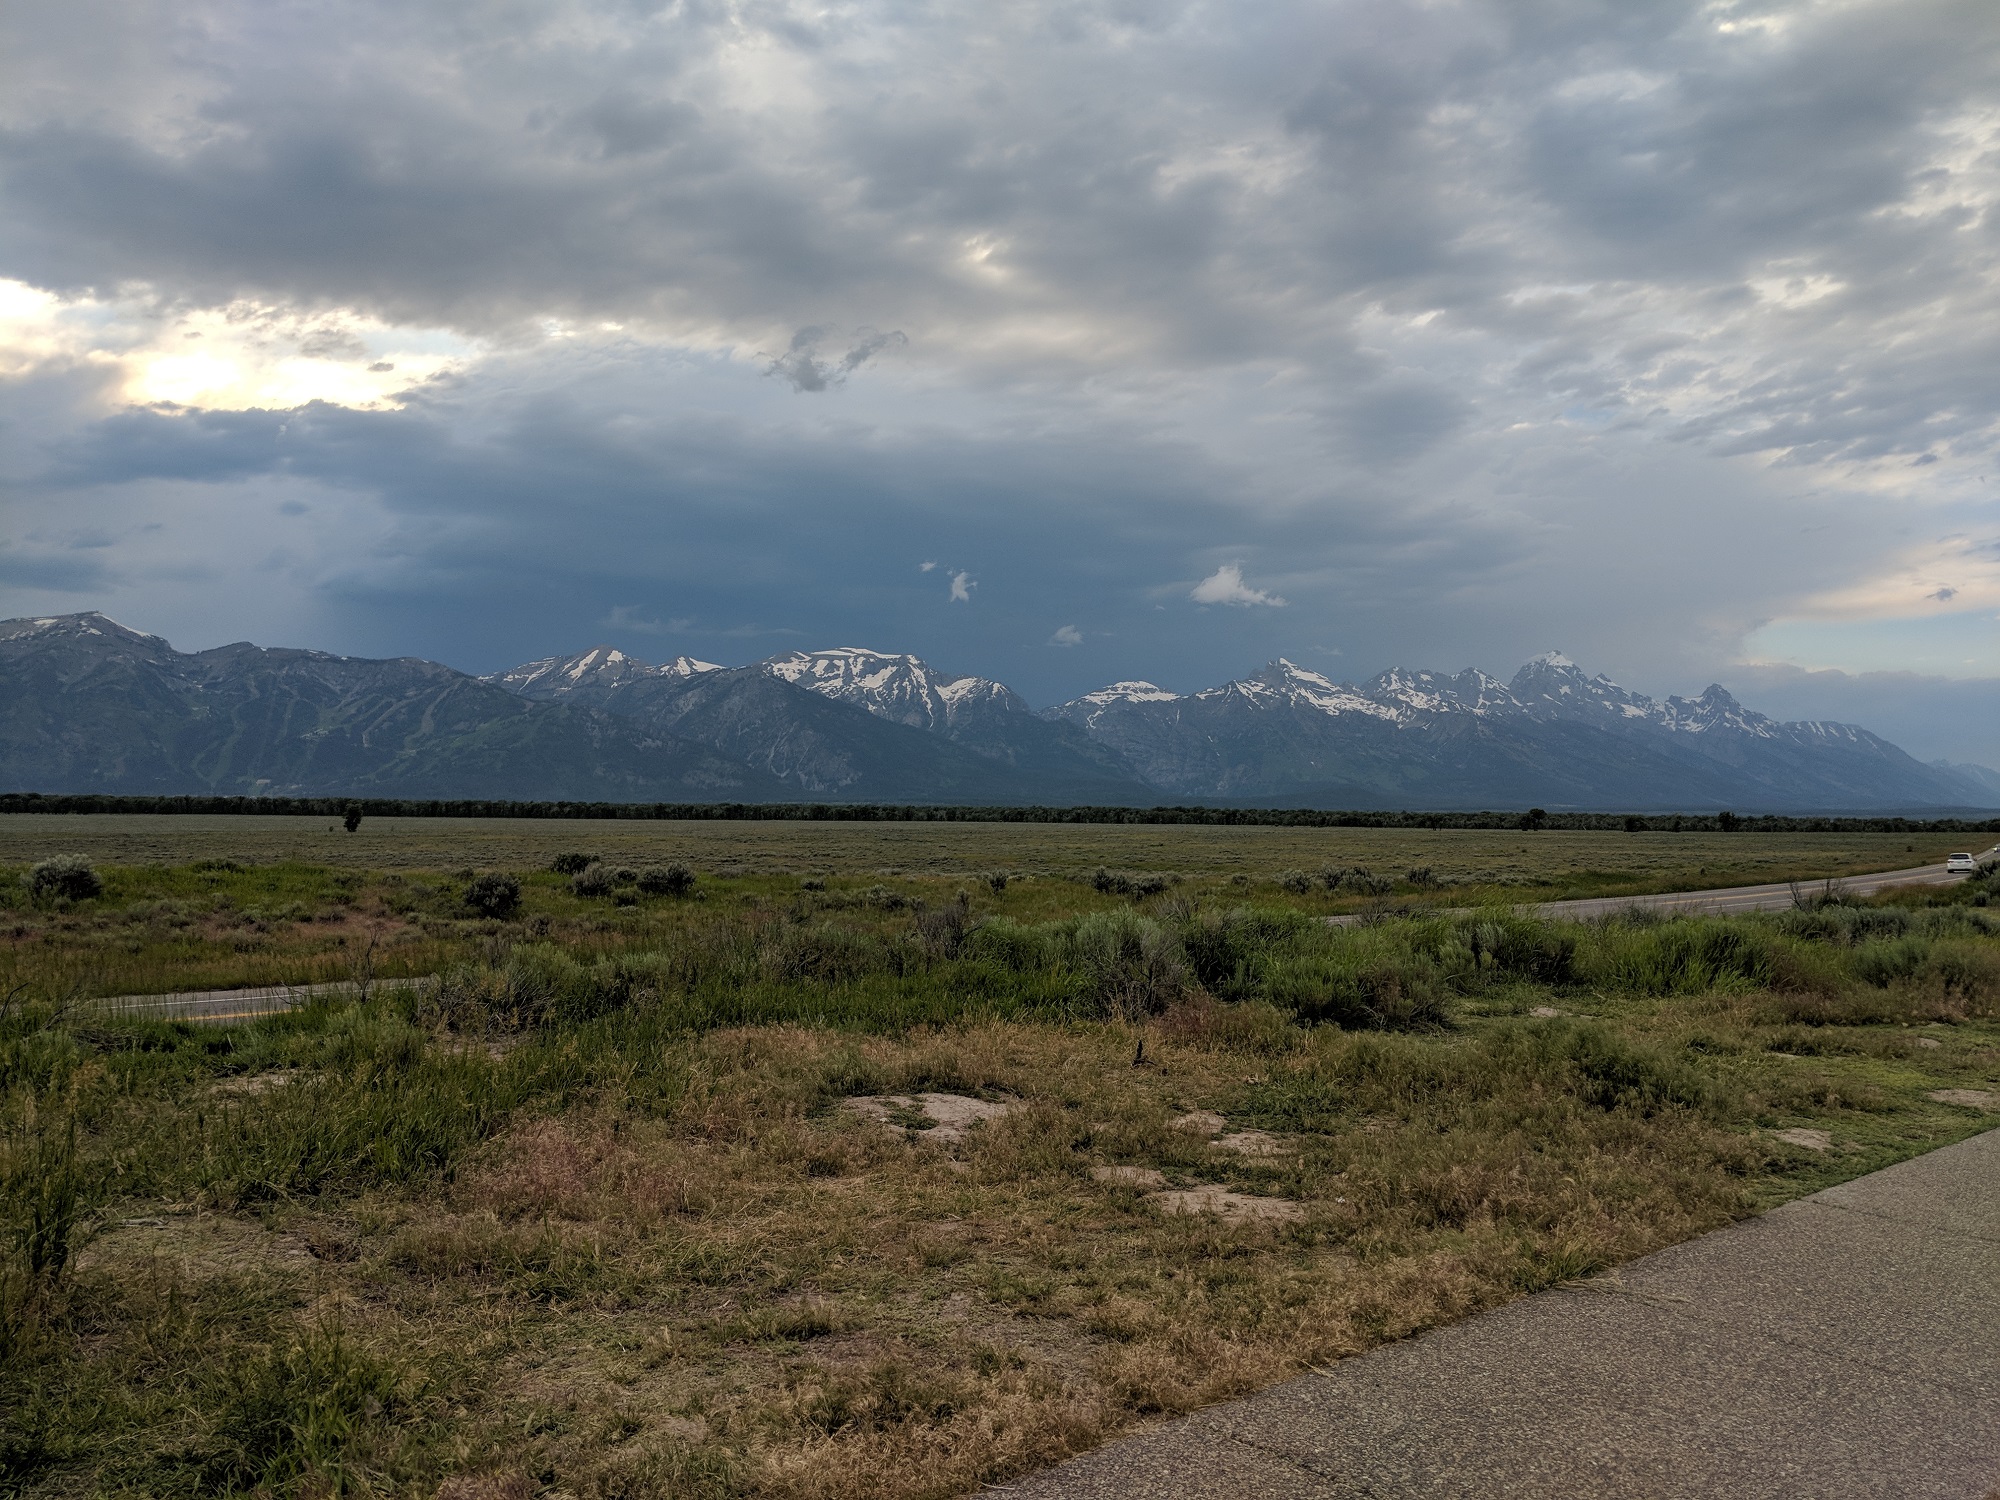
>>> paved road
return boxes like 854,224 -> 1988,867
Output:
1323,845 -> 1999,928
1526,843 -> 1997,921
89,977 -> 413,1024
998,1126 -> 2000,1499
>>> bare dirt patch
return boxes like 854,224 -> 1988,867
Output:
1771,1128 -> 1832,1152
1091,1166 -> 1167,1188
1212,1129 -> 1293,1158
841,1092 -> 1017,1142
1149,1185 -> 1305,1223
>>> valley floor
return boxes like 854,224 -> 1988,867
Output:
3,839 -> 1997,1498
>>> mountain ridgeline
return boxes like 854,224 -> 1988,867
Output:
2,614 -> 1993,811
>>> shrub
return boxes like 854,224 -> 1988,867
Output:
1276,870 -> 1314,895
549,852 -> 600,876
637,862 -> 697,897
24,856 -> 101,902
985,871 -> 1009,894
464,872 -> 522,918
1058,908 -> 1187,1019
1406,866 -> 1439,890
1488,1022 -> 1718,1117
964,916 -> 1057,972
1585,918 -> 1783,994
913,892 -> 974,960
761,924 -> 896,985
1265,950 -> 1451,1031
570,863 -> 616,898
1178,906 -> 1310,1002
423,947 -> 674,1034
1091,868 -> 1172,898
1466,917 -> 1578,985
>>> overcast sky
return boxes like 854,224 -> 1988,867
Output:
2,0 -> 1996,762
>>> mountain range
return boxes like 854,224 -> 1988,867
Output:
3,613 -> 1995,811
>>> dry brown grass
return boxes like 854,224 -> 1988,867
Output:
66,1015 -> 1766,1500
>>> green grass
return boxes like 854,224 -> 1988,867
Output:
2,854 -> 1996,1498
0,812 -> 1973,890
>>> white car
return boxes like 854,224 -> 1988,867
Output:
1946,853 -> 1979,874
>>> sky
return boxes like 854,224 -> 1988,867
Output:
1,0 -> 1997,764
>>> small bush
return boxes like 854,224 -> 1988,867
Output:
637,863 -> 697,897
549,852 -> 600,876
985,871 -> 1009,894
913,892 -> 974,960
1466,917 -> 1578,985
1265,951 -> 1451,1031
1406,866 -> 1438,890
1586,918 -> 1783,994
1276,870 -> 1314,895
761,924 -> 896,985
464,872 -> 522,919
1091,868 -> 1173,898
1059,908 -> 1188,1019
862,884 -> 910,912
570,863 -> 616,898
1489,1022 -> 1719,1117
24,856 -> 101,903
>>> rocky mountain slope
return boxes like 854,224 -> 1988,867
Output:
0,615 -> 783,801
4,614 -> 1992,809
1046,653 -> 1993,810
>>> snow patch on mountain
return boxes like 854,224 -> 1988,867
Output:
760,648 -> 1026,732
486,646 -> 720,699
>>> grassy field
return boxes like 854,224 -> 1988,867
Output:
3,842 -> 1998,1499
0,812 -> 1976,891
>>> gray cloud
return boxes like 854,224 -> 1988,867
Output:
0,0 -> 1996,754
765,327 -> 908,392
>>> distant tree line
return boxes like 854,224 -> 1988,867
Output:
2,792 -> 1996,834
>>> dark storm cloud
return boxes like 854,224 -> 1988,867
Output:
1,0 -> 1998,751
1724,663 -> 2000,769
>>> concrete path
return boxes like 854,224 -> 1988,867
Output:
997,1127 -> 2000,1499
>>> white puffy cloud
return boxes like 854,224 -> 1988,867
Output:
1050,624 -> 1083,646
1190,564 -> 1285,608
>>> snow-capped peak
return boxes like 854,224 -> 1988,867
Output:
1,610 -> 162,645
1044,680 -> 1183,728
760,648 -> 1025,731
485,645 -> 720,700
1080,681 -> 1181,705
1201,659 -> 1399,720
1361,666 -> 1522,717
